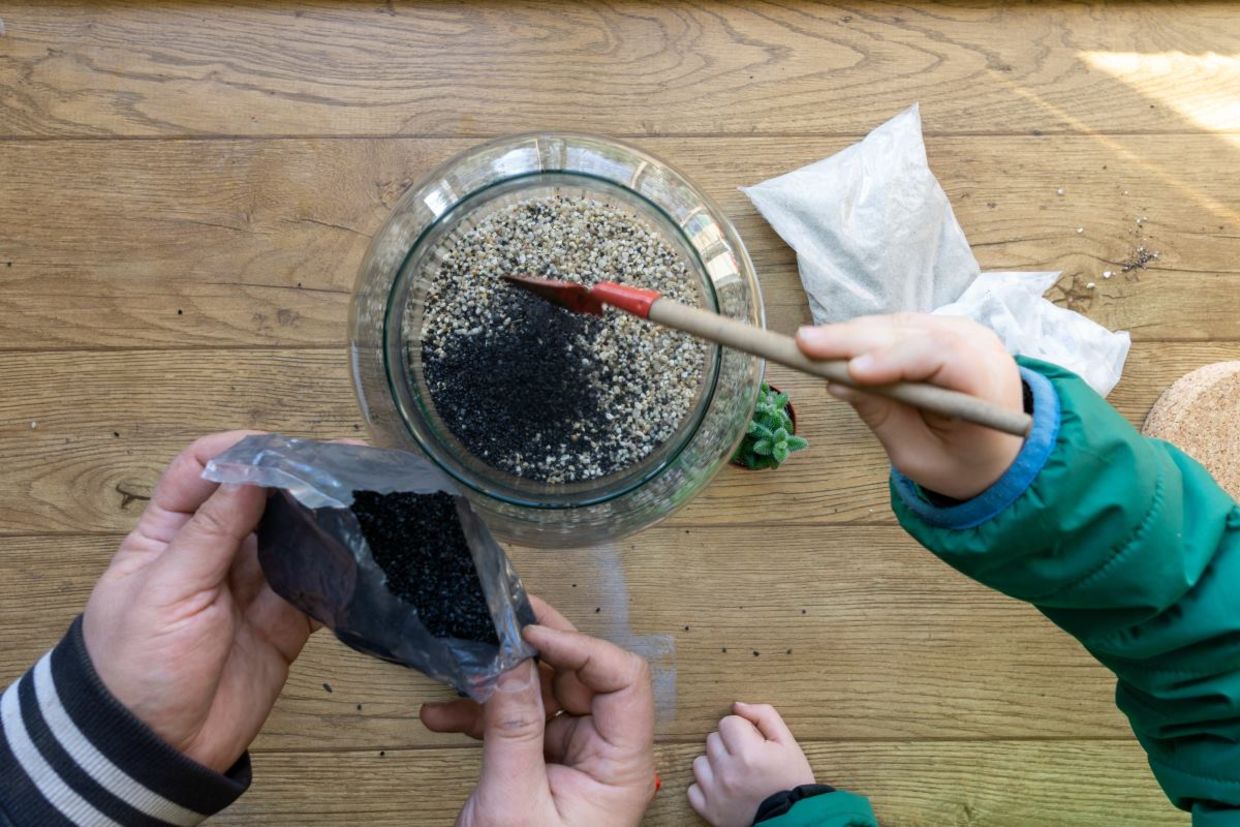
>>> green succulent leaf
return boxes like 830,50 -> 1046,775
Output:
736,384 -> 806,470
748,421 -> 774,439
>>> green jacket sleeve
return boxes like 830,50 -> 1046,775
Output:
761,790 -> 877,827
892,357 -> 1240,824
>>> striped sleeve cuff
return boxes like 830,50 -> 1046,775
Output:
0,617 -> 250,826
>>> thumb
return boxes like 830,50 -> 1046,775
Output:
150,483 -> 267,595
476,660 -> 549,804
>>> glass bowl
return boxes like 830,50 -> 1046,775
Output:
350,133 -> 763,547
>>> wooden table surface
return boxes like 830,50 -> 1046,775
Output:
3,2 -> 1238,824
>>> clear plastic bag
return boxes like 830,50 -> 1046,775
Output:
203,434 -> 536,702
740,104 -> 979,324
933,272 -> 1131,396
741,103 -> 1131,392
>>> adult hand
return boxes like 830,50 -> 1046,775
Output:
688,702 -> 816,827
420,598 -> 656,827
83,431 -> 317,773
797,313 -> 1025,500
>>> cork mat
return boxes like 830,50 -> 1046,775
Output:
1142,361 -> 1240,500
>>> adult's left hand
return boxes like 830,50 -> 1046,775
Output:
83,431 -> 317,773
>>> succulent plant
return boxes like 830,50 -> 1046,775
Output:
732,383 -> 809,470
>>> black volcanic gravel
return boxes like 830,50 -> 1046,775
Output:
351,490 -> 498,645
423,289 -> 632,479
414,196 -> 706,484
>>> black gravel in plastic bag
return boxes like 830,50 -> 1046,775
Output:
351,490 -> 498,646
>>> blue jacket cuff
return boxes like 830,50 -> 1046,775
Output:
891,365 -> 1061,530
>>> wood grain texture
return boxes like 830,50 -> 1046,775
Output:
1,1 -> 1237,823
2,341 -> 1237,534
214,741 -> 1186,826
2,135 -> 1238,350
0,0 -> 1235,140
0,525 -> 1133,747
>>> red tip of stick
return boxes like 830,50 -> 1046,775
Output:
502,275 -> 605,315
590,282 -> 661,319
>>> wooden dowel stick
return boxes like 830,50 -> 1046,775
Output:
647,299 -> 1033,438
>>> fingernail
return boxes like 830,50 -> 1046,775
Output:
796,325 -> 828,344
850,354 -> 876,373
496,660 -> 536,692
220,483 -> 242,494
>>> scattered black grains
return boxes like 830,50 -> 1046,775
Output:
351,490 -> 498,645
356,704 -> 363,711
379,751 -> 386,757
322,682 -> 333,693
786,649 -> 793,655
683,625 -> 690,631
415,196 -> 706,484
176,309 -> 183,316
721,647 -> 727,653
594,607 -> 601,613
753,651 -> 760,657
1121,245 -> 1161,272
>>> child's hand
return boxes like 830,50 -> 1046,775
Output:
797,313 -> 1025,500
82,431 -> 317,773
420,598 -> 656,827
688,702 -> 816,827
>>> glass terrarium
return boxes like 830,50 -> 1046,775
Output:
350,133 -> 763,547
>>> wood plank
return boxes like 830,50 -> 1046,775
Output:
1,341 -> 1237,535
0,1 -> 1235,140
0,523 -> 1163,747
214,741 -> 1186,826
2,135 -> 1238,350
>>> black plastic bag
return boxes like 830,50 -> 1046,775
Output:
203,434 -> 536,701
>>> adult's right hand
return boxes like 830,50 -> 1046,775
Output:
421,598 -> 656,827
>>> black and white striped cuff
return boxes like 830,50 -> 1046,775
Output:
0,617 -> 250,826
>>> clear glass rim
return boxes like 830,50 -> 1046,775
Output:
380,154 -> 734,510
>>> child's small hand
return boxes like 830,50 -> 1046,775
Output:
688,702 -> 815,827
797,313 -> 1025,500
